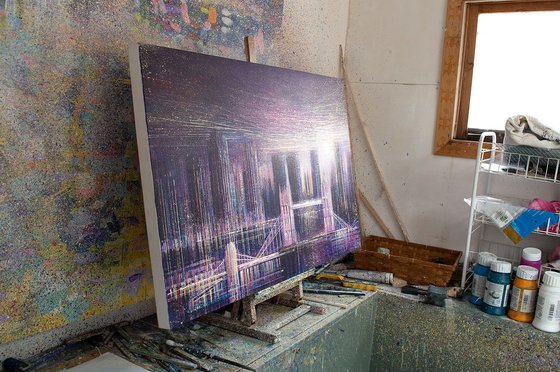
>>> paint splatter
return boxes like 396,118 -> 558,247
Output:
0,0 -> 283,344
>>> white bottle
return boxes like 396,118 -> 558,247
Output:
532,271 -> 560,333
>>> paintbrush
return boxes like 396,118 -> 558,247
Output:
127,346 -> 197,369
166,339 -> 256,371
162,344 -> 213,372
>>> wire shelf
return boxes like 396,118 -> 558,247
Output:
479,143 -> 560,184
462,132 -> 560,288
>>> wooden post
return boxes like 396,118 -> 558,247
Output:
245,36 -> 256,63
339,46 -> 410,242
291,283 -> 303,302
357,188 -> 395,239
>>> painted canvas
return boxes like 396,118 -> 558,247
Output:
130,44 -> 360,328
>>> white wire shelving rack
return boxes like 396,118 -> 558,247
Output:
462,132 -> 560,288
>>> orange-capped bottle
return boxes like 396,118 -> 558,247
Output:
508,265 -> 539,323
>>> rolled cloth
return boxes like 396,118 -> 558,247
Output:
504,115 -> 560,149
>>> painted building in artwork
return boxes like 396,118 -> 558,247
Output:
224,242 -> 240,299
163,131 -> 358,321
136,45 -> 360,326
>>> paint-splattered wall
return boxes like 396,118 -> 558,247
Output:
0,0 -> 283,344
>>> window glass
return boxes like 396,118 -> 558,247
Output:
468,11 -> 560,132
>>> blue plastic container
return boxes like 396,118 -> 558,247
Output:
469,252 -> 497,305
482,261 -> 512,316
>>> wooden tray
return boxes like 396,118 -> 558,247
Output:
353,236 -> 462,287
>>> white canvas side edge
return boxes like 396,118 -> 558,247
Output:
128,43 -> 170,329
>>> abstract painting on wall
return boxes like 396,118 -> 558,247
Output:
129,44 -> 360,329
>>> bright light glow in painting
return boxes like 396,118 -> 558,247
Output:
132,44 -> 360,328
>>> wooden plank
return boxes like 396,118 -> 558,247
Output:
201,313 -> 279,344
341,51 -> 409,241
252,270 -> 314,304
433,0 -> 468,157
302,296 -> 349,309
357,188 -> 395,239
239,271 -> 313,326
263,305 -> 311,331
272,297 -> 326,315
245,36 -> 256,63
345,89 -> 410,241
241,297 -> 258,326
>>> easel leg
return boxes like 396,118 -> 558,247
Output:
291,283 -> 303,301
231,301 -> 241,320
241,297 -> 257,326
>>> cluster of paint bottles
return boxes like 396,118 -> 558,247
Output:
469,248 -> 560,332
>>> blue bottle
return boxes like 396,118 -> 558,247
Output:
482,261 -> 512,316
469,252 -> 498,305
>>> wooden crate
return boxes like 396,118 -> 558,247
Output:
353,236 -> 462,287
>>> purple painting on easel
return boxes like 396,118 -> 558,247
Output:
130,44 -> 360,328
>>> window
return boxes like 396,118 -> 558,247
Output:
434,0 -> 560,158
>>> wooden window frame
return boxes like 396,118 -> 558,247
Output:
434,0 -> 560,158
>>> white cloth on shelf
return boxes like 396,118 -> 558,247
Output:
504,115 -> 560,149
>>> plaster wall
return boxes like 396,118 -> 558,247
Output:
0,0 -> 350,359
345,0 -> 560,259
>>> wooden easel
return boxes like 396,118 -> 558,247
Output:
202,269 -> 324,343
200,37 -> 324,344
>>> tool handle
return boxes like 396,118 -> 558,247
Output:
316,273 -> 345,281
401,286 -> 425,296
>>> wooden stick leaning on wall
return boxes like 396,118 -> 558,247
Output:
336,48 -> 396,239
339,46 -> 410,242
357,188 -> 395,239
245,36 -> 256,63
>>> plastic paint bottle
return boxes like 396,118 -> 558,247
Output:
520,247 -> 542,275
482,261 -> 512,316
532,271 -> 560,333
469,252 -> 498,306
507,265 -> 539,323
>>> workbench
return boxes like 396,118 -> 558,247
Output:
9,292 -> 376,371
7,289 -> 560,371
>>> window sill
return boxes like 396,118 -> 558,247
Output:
434,138 -> 491,159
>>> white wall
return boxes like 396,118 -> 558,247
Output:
344,0 -> 560,259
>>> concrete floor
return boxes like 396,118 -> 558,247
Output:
370,293 -> 560,371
